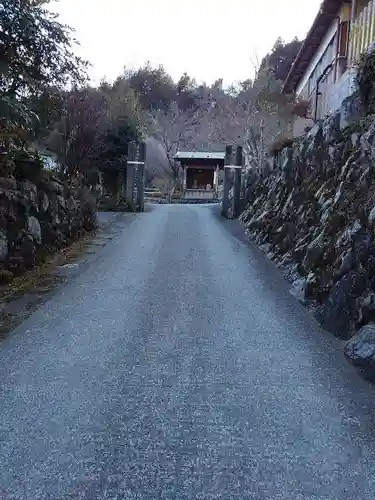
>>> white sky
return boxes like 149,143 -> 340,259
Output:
52,0 -> 322,86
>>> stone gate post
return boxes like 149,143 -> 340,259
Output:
221,145 -> 243,219
136,142 -> 146,212
233,146 -> 243,218
221,145 -> 233,218
126,142 -> 137,212
126,141 -> 146,212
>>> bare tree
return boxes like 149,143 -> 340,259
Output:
148,101 -> 202,183
46,88 -> 108,179
209,68 -> 297,171
145,137 -> 169,183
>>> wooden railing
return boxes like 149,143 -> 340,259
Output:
349,0 -> 375,64
184,189 -> 216,200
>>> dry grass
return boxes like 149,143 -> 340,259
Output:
0,231 -> 96,339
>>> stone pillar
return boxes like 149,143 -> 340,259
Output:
126,141 -> 146,212
214,164 -> 220,195
126,142 -> 137,212
119,160 -> 127,204
98,171 -> 103,194
136,142 -> 146,212
117,170 -> 125,207
233,146 -> 243,218
97,171 -> 104,202
221,145 -> 233,218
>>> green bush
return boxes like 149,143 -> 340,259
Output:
356,49 -> 375,115
13,150 -> 44,182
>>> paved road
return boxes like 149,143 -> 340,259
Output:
0,205 -> 375,499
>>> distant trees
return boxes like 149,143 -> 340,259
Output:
125,49 -> 306,178
111,64 -> 214,182
75,35 -> 305,182
176,73 -> 199,110
121,64 -> 176,112
119,64 -> 201,114
148,102 -> 202,182
1,0 -> 305,189
260,37 -> 303,83
203,36 -> 308,171
208,66 -> 300,170
43,80 -> 142,182
95,81 -> 141,170
44,88 -> 107,179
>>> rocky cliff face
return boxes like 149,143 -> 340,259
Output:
240,112 -> 375,352
0,172 -> 97,282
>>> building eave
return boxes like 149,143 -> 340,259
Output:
282,0 -> 344,94
174,151 -> 225,161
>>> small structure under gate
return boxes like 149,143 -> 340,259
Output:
174,151 -> 225,202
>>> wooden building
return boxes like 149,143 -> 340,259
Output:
174,151 -> 225,201
283,0 -> 375,134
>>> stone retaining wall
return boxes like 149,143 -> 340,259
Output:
0,172 -> 97,282
240,112 -> 375,374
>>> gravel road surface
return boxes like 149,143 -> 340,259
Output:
0,204 -> 374,499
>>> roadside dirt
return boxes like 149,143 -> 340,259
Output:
0,231 -> 95,340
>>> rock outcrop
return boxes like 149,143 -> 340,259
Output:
345,323 -> 375,380
0,172 -> 97,281
240,112 -> 375,349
